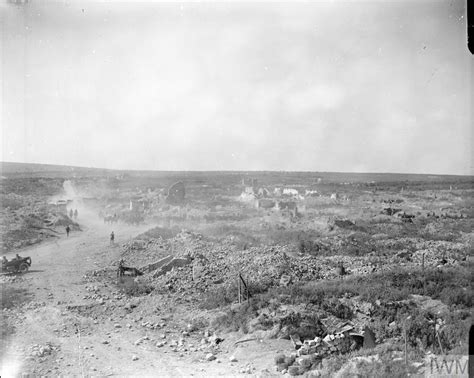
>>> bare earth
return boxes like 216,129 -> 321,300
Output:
1,216 -> 287,377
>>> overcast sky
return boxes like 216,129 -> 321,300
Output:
1,1 -> 471,174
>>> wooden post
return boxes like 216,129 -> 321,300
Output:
404,325 -> 408,367
238,274 -> 241,304
422,252 -> 425,295
436,328 -> 445,355
239,273 -> 250,302
246,279 -> 249,303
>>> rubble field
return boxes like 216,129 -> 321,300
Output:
1,168 -> 473,376
112,173 -> 473,376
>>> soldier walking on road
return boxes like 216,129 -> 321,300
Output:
110,231 -> 115,246
66,225 -> 70,237
74,209 -> 78,219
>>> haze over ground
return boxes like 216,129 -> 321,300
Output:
1,1 -> 472,175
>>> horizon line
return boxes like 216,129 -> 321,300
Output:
1,160 -> 473,178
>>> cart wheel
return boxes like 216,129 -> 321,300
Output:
18,263 -> 29,273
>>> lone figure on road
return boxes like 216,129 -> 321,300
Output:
110,231 -> 115,246
69,209 -> 74,218
65,225 -> 71,237
74,209 -> 78,219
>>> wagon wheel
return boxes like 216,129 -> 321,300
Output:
18,263 -> 29,274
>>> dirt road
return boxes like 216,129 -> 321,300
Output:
1,216 -> 284,377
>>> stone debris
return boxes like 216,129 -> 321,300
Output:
296,332 -> 356,358
279,274 -> 291,287
290,334 -> 303,350
117,228 -> 466,304
205,353 -> 216,361
134,335 -> 150,346
276,321 -> 366,375
29,342 -> 57,357
240,365 -> 254,374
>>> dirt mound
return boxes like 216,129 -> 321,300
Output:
1,204 -> 80,252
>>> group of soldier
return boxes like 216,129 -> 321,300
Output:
64,208 -> 115,246
68,208 -> 79,220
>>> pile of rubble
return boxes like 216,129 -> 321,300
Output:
275,321 -> 376,376
294,331 -> 357,358
120,230 -> 317,292
117,228 -> 468,299
146,244 -> 324,295
29,342 -> 58,358
121,238 -> 172,268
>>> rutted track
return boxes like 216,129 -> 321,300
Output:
0,218 -> 238,376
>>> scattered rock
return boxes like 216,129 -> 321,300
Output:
290,334 -> 303,350
288,366 -> 300,376
205,353 -> 216,361
134,336 -> 149,346
279,274 -> 291,286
